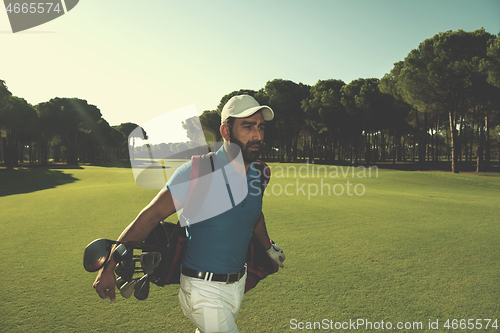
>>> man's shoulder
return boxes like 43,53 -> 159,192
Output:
166,159 -> 192,187
250,160 -> 270,177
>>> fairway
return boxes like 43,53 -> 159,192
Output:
0,164 -> 499,332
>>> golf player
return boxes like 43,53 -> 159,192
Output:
93,95 -> 285,333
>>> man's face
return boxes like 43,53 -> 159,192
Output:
229,112 -> 265,163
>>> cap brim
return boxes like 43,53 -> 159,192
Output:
232,106 -> 274,121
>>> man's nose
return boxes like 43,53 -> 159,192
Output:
251,126 -> 262,141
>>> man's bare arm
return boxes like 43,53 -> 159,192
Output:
93,188 -> 180,302
253,211 -> 285,268
253,212 -> 272,250
116,187 -> 179,243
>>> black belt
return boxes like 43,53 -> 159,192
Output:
181,265 -> 246,283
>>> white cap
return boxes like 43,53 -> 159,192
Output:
221,95 -> 274,125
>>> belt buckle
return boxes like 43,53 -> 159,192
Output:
226,272 -> 240,284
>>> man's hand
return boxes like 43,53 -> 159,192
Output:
93,265 -> 117,302
266,243 -> 285,268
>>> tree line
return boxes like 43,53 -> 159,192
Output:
0,93 -> 143,169
1,29 -> 499,172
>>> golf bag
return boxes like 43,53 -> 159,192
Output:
245,238 -> 279,293
144,152 -> 279,291
142,221 -> 187,286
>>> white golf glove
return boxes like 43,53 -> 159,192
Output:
266,243 -> 285,268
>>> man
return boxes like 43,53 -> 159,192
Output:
93,95 -> 285,333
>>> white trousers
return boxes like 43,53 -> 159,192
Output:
178,271 -> 247,333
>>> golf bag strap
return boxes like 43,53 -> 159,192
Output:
255,159 -> 271,195
182,152 -> 215,221
183,156 -> 200,211
186,156 -> 268,209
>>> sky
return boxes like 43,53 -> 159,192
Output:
1,0 -> 500,143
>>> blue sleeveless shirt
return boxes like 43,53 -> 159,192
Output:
166,146 -> 262,274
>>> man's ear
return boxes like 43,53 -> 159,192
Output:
220,124 -> 230,141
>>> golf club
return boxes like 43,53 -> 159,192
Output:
120,278 -> 138,298
83,238 -> 162,272
115,276 -> 128,290
115,262 -> 135,281
83,238 -> 112,272
134,274 -> 150,300
140,252 -> 162,275
112,243 -> 133,267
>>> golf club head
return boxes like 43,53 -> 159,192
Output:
120,279 -> 138,299
113,243 -> 134,268
134,274 -> 150,300
83,239 -> 112,272
115,276 -> 128,290
115,262 -> 135,281
140,252 -> 162,275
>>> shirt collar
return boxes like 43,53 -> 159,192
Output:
215,145 -> 259,179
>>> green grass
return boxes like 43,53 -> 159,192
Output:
0,164 -> 499,332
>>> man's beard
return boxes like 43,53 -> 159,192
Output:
229,134 -> 262,163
